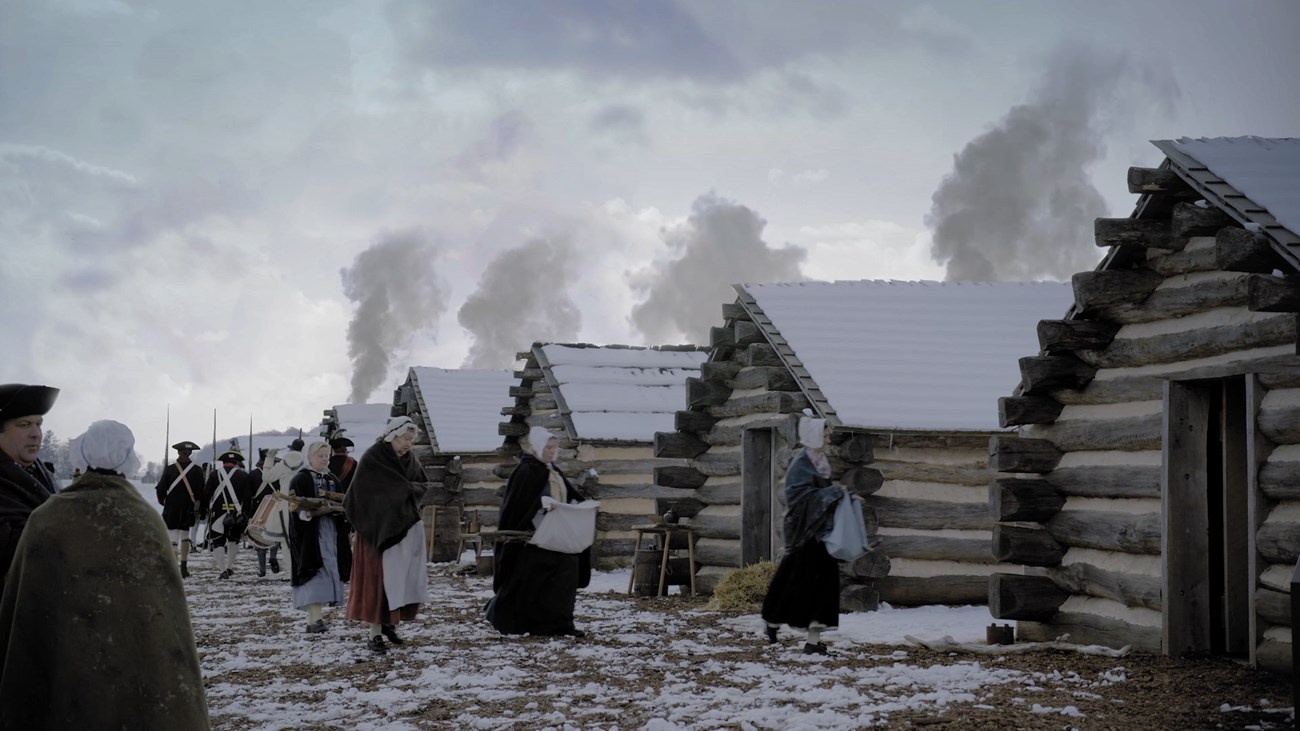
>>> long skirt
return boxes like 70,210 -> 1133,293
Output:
761,539 -> 840,630
345,524 -> 425,626
291,519 -> 345,610
488,544 -> 580,635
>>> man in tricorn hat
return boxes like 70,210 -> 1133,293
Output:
205,449 -> 253,580
329,436 -> 358,493
0,383 -> 60,592
155,440 -> 204,578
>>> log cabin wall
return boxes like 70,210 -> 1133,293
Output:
989,155 -> 1300,671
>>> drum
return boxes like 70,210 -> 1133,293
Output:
245,495 -> 289,548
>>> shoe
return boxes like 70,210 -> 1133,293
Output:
305,620 -> 326,634
218,569 -> 232,580
180,562 -> 189,579
380,625 -> 404,645
802,642 -> 829,656
765,625 -> 778,644
367,635 -> 387,654
258,567 -> 266,578
270,559 -> 281,574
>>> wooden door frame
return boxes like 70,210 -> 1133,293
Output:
741,427 -> 776,565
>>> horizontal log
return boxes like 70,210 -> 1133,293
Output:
709,325 -> 735,349
873,460 -> 989,487
582,482 -> 698,501
1256,639 -> 1293,675
701,361 -> 741,382
1075,313 -> 1294,370
499,404 -> 530,417
597,512 -> 657,533
1047,510 -> 1161,555
508,386 -> 533,399
991,478 -> 1064,522
877,574 -> 987,607
840,584 -> 881,613
687,377 -> 732,408
512,368 -> 543,380
498,422 -> 528,437
993,523 -> 1065,566
1248,273 -> 1300,313
1257,522 -> 1300,565
1037,319 -> 1121,352
694,538 -> 740,568
704,413 -> 796,447
1094,217 -> 1178,250
1072,269 -> 1165,311
999,395 -> 1064,427
1016,613 -> 1161,654
841,467 -> 884,496
1052,353 -> 1300,406
674,409 -> 719,434
742,343 -> 783,367
877,534 -> 995,563
988,436 -> 1063,474
707,391 -> 808,419
1019,355 -> 1097,394
864,496 -> 992,531
1260,459 -> 1300,500
653,431 -> 709,459
1090,274 -> 1249,325
656,497 -> 705,519
989,573 -> 1068,620
734,319 -> 765,346
592,539 -> 637,568
846,549 -> 891,580
1047,561 -> 1162,611
874,432 -> 992,451
681,513 -> 741,541
730,365 -> 799,392
1127,166 -> 1193,195
1216,227 -> 1285,273
1047,464 -> 1160,499
692,453 -> 742,477
1147,241 -> 1220,277
1029,411 -> 1163,452
654,466 -> 708,489
829,433 -> 872,463
1259,400 -> 1300,444
1170,201 -> 1236,238
1257,586 -> 1291,627
721,302 -> 747,321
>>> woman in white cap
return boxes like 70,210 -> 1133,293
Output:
761,415 -> 855,655
0,420 -> 209,728
487,426 -> 592,637
343,416 -> 428,654
287,441 -> 351,634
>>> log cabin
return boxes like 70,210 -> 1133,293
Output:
652,280 -> 1075,606
319,402 -> 393,451
391,367 -> 515,561
987,136 -> 1300,674
498,342 -> 707,568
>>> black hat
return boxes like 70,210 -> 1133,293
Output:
0,384 -> 59,423
217,450 -> 244,464
172,441 -> 201,452
330,437 -> 354,450
258,448 -> 270,459
288,438 -> 305,452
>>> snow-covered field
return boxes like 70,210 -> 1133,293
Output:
181,547 -> 1295,731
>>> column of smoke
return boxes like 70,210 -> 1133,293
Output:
341,231 -> 447,403
458,236 -> 581,368
926,45 -> 1178,282
630,193 -> 805,343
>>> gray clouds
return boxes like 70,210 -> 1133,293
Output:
457,236 -> 581,369
341,231 -> 449,403
630,194 -> 805,343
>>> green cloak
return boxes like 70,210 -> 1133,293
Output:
0,471 -> 209,729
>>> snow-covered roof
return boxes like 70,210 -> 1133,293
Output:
536,344 -> 707,441
738,280 -> 1075,432
328,403 -> 392,449
408,367 -> 514,453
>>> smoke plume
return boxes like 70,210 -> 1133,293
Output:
458,236 -> 582,368
630,193 -> 805,343
926,45 -> 1178,281
341,231 -> 447,403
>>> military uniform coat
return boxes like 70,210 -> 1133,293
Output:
204,464 -> 254,540
155,460 -> 203,530
0,453 -> 58,596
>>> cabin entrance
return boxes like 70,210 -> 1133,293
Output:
741,428 -> 780,565
1162,376 -> 1250,658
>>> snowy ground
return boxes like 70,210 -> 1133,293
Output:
181,547 -> 1295,731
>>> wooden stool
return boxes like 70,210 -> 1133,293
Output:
457,509 -> 483,560
627,524 -> 697,597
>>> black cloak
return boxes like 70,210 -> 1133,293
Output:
287,468 -> 353,586
343,440 -> 425,552
761,449 -> 844,630
155,460 -> 203,530
0,453 -> 58,595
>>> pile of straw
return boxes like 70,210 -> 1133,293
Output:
703,561 -> 777,613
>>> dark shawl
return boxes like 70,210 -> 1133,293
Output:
343,440 -> 425,552
0,453 -> 58,595
782,448 -> 842,551
0,472 -> 209,730
287,468 -> 353,586
494,454 -> 591,592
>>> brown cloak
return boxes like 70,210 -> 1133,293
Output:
0,471 -> 209,730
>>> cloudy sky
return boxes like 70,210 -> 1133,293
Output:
3,0 -> 1297,465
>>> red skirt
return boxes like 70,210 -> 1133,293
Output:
345,534 -> 420,626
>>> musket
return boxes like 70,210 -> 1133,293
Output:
272,490 -> 345,513
163,404 -> 170,475
248,414 -> 254,468
210,408 -> 217,481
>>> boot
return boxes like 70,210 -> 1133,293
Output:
257,550 -> 267,578
180,561 -> 189,578
269,555 -> 281,574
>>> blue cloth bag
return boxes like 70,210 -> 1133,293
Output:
823,493 -> 869,561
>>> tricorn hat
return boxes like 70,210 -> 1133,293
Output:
330,437 -> 354,450
172,440 -> 201,452
0,384 -> 60,423
217,449 -> 244,464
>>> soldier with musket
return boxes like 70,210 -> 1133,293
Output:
206,449 -> 254,580
155,440 -> 204,578
0,383 -> 59,594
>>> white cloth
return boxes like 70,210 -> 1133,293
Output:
292,518 -> 345,609
382,416 -> 418,443
381,518 -> 428,609
69,420 -> 140,476
797,417 -> 826,448
529,497 -> 599,554
526,427 -> 554,460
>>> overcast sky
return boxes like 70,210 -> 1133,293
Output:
3,0 -> 1297,466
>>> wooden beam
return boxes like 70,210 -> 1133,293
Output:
1047,561 -> 1162,611
878,575 -> 988,607
841,467 -> 884,496
877,534 -> 996,563
991,477 -> 1065,522
498,421 -> 528,437
999,395 -> 1064,427
709,325 -> 735,349
731,366 -> 799,392
1247,273 -> 1300,313
1215,227 -> 1284,273
1030,411 -> 1163,452
1127,166 -> 1193,195
512,368 -> 544,380
1049,510 -> 1162,555
707,391 -> 808,419
1170,202 -> 1236,238
992,523 -> 1065,566
721,302 -> 747,321
674,409 -> 719,434
1260,458 -> 1300,500
687,376 -> 732,408
700,361 -> 741,382
989,573 -> 1068,621
845,549 -> 891,580
508,386 -> 533,399
830,432 -> 872,463
654,465 -> 708,490
1148,241 -> 1220,276
874,459 -> 990,487
863,496 -> 991,531
1072,269 -> 1165,311
1047,464 -> 1160,499
988,435 -> 1063,474
1037,319 -> 1121,352
1019,355 -> 1097,394
1088,274 -> 1249,325
734,319 -> 765,346
653,431 -> 709,459
1094,217 -> 1178,250
742,343 -> 783,367
1256,522 -> 1300,565
1073,313 -> 1294,370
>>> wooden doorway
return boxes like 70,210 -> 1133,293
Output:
1162,377 -> 1250,658
741,428 -> 779,565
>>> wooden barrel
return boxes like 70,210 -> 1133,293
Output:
476,552 -> 494,576
632,549 -> 661,596
424,505 -> 462,563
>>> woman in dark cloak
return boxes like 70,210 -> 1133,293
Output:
287,440 -> 352,633
487,426 -> 591,637
761,416 -> 855,655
